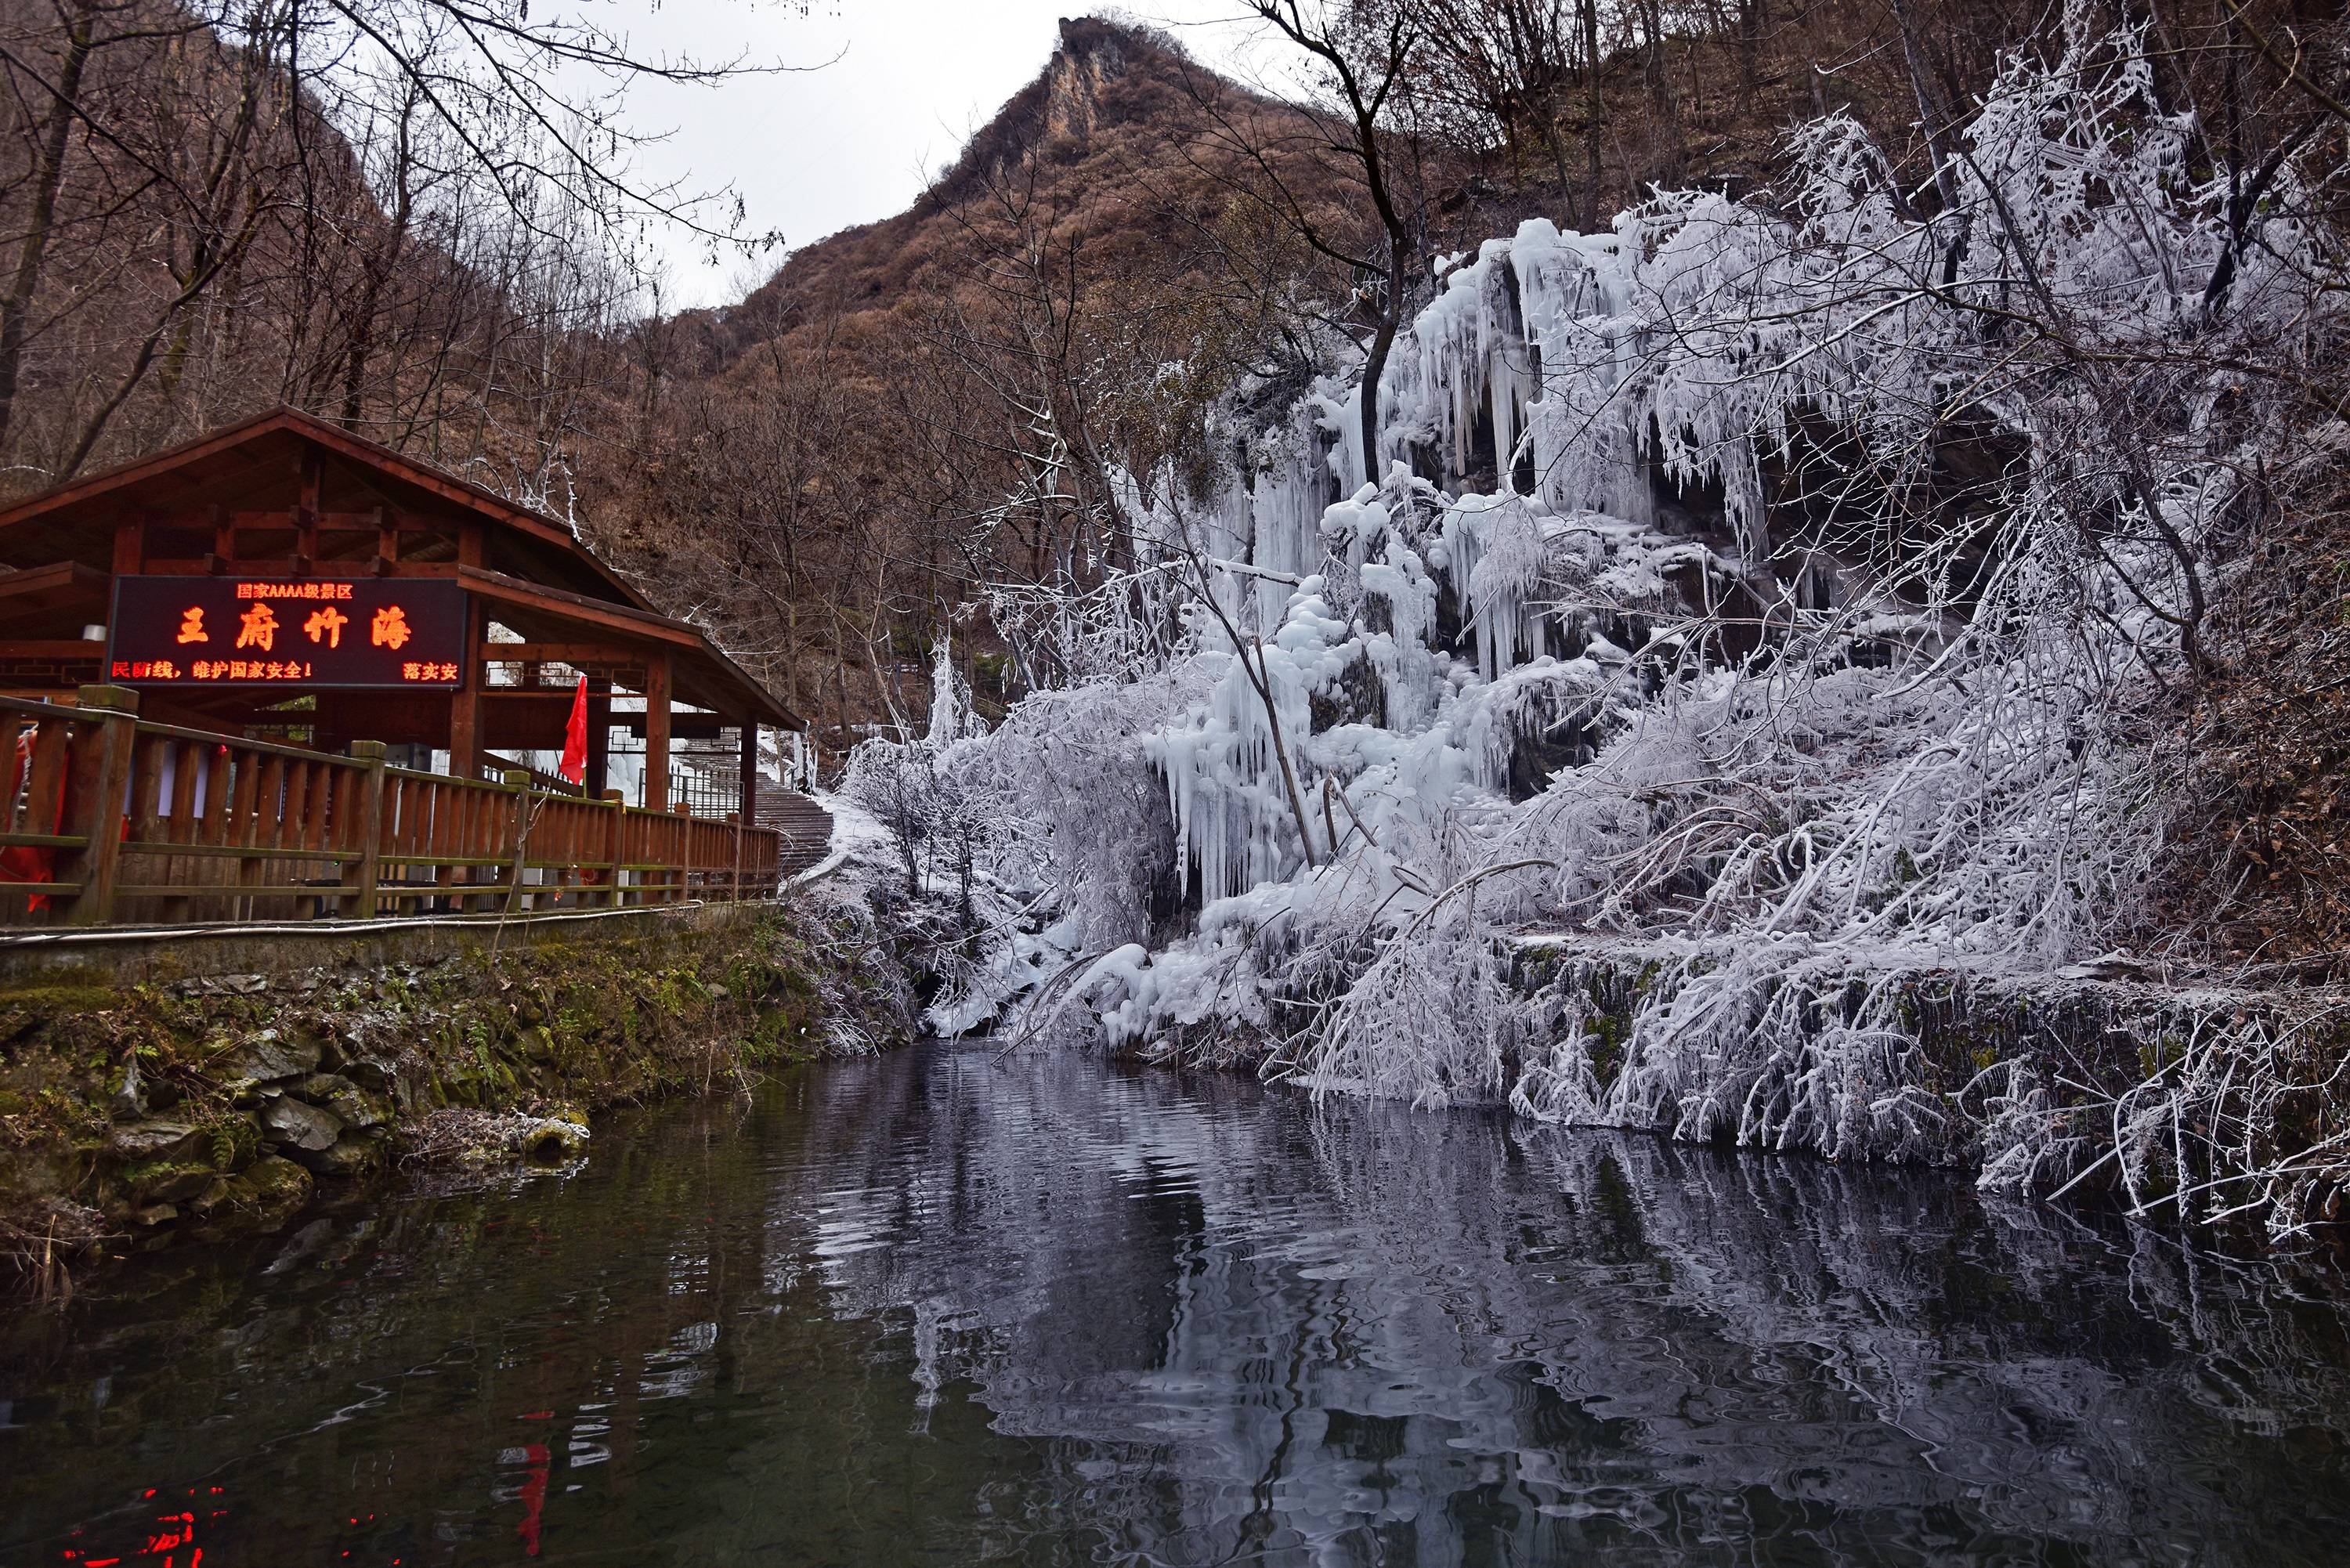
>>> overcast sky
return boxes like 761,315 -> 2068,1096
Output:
591,2 -> 1277,309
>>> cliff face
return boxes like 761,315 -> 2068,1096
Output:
1039,16 -> 1133,143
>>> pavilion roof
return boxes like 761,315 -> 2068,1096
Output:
0,406 -> 797,728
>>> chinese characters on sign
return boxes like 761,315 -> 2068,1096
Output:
107,577 -> 465,688
303,605 -> 347,647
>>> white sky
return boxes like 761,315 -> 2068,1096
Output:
589,1 -> 1278,309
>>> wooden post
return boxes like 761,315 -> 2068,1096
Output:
65,685 -> 139,925
465,782 -> 494,916
232,751 -> 266,920
602,788 -> 626,908
735,721 -> 759,902
643,651 -> 671,811
295,445 -> 323,573
111,517 -> 144,578
430,777 -> 460,914
161,739 -> 198,923
449,596 -> 481,782
586,681 -> 610,797
454,520 -> 484,782
198,741 -> 231,919
344,741 -> 386,918
738,721 -> 758,823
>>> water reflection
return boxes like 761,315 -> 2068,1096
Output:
5,1041 -> 2348,1566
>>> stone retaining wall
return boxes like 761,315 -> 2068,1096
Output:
0,900 -> 915,1295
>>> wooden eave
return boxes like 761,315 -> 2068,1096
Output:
0,558 -> 107,605
0,406 -> 652,611
457,566 -> 798,729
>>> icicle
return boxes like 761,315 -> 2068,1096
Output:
1359,541 -> 1439,728
927,633 -> 960,745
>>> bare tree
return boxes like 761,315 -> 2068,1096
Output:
1198,1 -> 1430,480
0,0 -> 810,486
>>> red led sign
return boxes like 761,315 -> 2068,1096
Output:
107,576 -> 467,689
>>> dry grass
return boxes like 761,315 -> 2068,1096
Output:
2153,457 -> 2350,981
0,1202 -> 107,1306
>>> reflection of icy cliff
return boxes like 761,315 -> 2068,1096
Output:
783,1044 -> 2350,1563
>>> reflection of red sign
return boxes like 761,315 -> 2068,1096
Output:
53,1481 -> 232,1567
109,577 -> 465,689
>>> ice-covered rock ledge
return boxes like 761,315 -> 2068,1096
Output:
1506,934 -> 2348,1234
1092,930 -> 2349,1238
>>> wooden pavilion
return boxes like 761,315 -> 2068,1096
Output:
0,406 -> 794,810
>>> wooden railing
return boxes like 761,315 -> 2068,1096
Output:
0,686 -> 800,927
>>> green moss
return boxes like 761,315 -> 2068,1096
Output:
0,966 -> 124,1016
1585,1010 -> 1631,1086
5,905 -> 908,1281
225,1156 -> 312,1226
115,1158 -> 186,1184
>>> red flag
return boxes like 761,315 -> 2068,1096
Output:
558,674 -> 588,785
0,725 -> 56,910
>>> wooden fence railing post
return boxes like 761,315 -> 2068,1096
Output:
602,789 -> 626,907
65,685 -> 139,926
344,741 -> 386,918
502,769 -> 533,913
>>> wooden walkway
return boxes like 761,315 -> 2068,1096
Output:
756,785 -> 837,879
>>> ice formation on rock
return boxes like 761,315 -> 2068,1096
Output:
851,23 -> 2348,1237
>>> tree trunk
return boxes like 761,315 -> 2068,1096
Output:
1737,0 -> 1762,117
1582,0 -> 1603,229
1358,252 -> 1405,489
0,0 -> 99,450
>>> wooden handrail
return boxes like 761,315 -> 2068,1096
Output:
0,685 -> 804,927
132,716 -> 372,770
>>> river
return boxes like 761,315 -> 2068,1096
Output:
4,1039 -> 2348,1565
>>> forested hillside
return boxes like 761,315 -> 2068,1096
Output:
0,0 -> 728,508
19,0 -> 2312,742
576,16 -> 1367,735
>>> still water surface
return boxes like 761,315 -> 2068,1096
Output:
5,1040 -> 2350,1566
